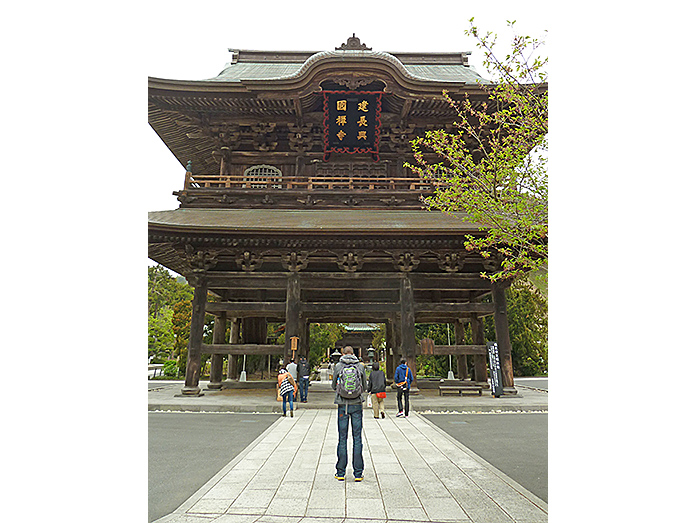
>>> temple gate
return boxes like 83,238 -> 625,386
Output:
148,35 -> 518,396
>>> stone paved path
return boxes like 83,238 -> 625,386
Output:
154,409 -> 547,523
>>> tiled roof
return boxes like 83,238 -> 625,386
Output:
148,208 -> 482,233
205,49 -> 487,85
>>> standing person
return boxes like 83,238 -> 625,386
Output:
367,362 -> 387,419
286,359 -> 298,403
332,346 -> 367,482
297,356 -> 311,403
394,358 -> 413,418
277,367 -> 298,417
286,358 -> 298,381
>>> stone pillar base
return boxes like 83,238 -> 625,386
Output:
207,382 -> 223,390
179,386 -> 203,396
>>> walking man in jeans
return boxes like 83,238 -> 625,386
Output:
297,356 -> 311,403
332,346 -> 367,482
394,358 -> 413,417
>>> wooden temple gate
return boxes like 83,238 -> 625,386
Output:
148,35 -> 518,396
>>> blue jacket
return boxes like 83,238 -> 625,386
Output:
394,364 -> 413,390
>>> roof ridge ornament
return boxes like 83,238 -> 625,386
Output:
336,34 -> 372,51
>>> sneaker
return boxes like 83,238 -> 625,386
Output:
334,474 -> 345,481
381,412 -> 385,419
290,410 -> 293,417
396,411 -> 404,417
354,476 -> 363,482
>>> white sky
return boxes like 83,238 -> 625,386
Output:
4,2 -> 695,522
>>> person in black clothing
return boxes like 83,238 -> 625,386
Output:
297,356 -> 311,402
367,362 -> 387,419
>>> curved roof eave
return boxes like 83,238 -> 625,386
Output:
148,50 -> 492,95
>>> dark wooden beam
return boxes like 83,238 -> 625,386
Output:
415,303 -> 495,314
206,302 -> 286,314
203,344 -> 284,355
431,344 -> 487,355
205,272 -> 492,292
302,302 -> 400,313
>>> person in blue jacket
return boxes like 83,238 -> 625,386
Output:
393,358 -> 413,417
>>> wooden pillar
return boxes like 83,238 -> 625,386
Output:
470,314 -> 488,383
285,273 -> 301,365
302,320 -> 311,360
492,281 -> 515,388
385,320 -> 395,379
227,317 -> 240,380
208,312 -> 226,389
182,276 -> 208,396
399,274 -> 417,388
454,320 -> 469,380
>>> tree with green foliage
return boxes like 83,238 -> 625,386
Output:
407,20 -> 548,282
148,308 -> 175,361
309,323 -> 346,369
148,265 -> 200,375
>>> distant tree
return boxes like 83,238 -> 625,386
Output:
148,264 -> 206,377
148,307 -> 175,362
309,323 -> 346,369
407,20 -> 548,282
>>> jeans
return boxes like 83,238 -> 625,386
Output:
298,377 -> 309,402
336,404 -> 364,477
397,388 -> 410,416
282,391 -> 294,414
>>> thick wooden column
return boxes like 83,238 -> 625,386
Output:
492,282 -> 515,388
454,320 -> 469,379
470,314 -> 488,383
227,318 -> 240,380
182,276 -> 208,396
284,273 -> 301,365
302,320 -> 311,360
385,319 -> 395,379
399,274 -> 417,388
208,312 -> 226,389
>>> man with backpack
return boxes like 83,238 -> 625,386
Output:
394,358 -> 413,418
331,346 -> 367,482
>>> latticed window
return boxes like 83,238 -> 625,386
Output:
243,165 -> 283,189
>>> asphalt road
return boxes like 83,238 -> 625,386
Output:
423,412 -> 548,502
148,412 -> 277,522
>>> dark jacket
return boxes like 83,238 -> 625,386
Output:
332,354 -> 367,405
394,364 -> 413,390
367,369 -> 386,394
297,358 -> 310,378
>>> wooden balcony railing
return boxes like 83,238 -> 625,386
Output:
185,173 -> 440,192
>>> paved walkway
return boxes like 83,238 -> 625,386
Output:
152,406 -> 548,523
148,380 -> 548,414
